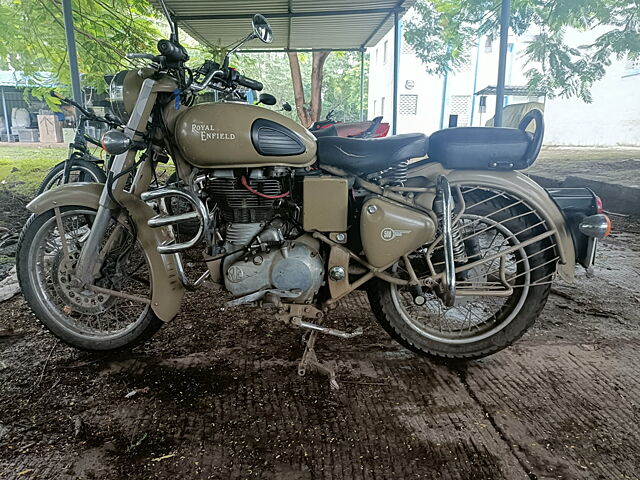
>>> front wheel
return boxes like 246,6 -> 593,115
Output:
368,186 -> 558,360
38,158 -> 106,194
16,206 -> 162,351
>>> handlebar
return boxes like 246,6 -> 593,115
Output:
49,91 -> 122,128
235,73 -> 263,91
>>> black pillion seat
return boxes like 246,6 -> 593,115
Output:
317,133 -> 429,174
428,109 -> 545,170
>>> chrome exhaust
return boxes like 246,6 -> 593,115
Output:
140,187 -> 207,253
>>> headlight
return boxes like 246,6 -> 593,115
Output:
108,70 -> 143,123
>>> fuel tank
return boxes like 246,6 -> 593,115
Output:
173,102 -> 317,168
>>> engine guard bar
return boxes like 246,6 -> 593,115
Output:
140,187 -> 207,254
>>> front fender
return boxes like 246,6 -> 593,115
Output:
408,163 -> 576,281
27,183 -> 185,321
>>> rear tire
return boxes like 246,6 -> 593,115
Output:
367,187 -> 557,360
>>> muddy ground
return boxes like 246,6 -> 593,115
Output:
0,195 -> 639,479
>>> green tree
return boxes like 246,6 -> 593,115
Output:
0,1 -> 367,124
0,0 -> 161,94
404,0 -> 640,102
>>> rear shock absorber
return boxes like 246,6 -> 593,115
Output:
451,224 -> 468,263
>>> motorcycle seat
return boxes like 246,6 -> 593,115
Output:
317,133 -> 429,174
427,111 -> 545,170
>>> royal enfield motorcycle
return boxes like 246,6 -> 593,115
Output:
16,4 -> 611,387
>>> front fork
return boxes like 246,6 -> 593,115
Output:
73,77 -> 160,286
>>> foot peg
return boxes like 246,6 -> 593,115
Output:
291,318 -> 363,339
141,188 -> 207,254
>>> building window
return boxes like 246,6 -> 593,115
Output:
381,97 -> 385,116
623,55 -> 640,77
399,94 -> 418,115
383,41 -> 388,64
450,95 -> 471,126
484,36 -> 493,53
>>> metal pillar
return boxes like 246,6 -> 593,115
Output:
439,69 -> 449,129
62,0 -> 83,105
494,0 -> 511,127
469,37 -> 482,126
1,88 -> 10,138
391,10 -> 401,135
359,49 -> 365,121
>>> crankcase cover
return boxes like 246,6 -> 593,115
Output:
361,197 -> 436,268
223,235 -> 323,303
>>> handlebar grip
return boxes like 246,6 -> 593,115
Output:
157,40 -> 189,62
236,74 -> 263,91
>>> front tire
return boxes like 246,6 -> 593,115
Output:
368,186 -> 557,360
17,207 -> 162,352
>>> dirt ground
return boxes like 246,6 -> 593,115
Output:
1,197 -> 639,479
533,147 -> 640,188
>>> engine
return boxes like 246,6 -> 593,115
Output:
203,167 -> 289,223
202,168 -> 324,304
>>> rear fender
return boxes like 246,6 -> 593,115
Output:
408,162 -> 576,281
26,183 -> 185,321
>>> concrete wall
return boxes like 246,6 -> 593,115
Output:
544,30 -> 640,146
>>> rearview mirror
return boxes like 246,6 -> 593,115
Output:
252,14 -> 273,44
258,93 -> 277,106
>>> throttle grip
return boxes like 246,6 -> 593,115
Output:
236,74 -> 263,91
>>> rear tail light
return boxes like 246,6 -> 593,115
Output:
595,195 -> 603,214
579,214 -> 611,238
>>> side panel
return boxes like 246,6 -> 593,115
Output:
174,102 -> 317,168
408,162 -> 576,280
303,177 -> 349,232
361,197 -> 437,268
26,183 -> 185,321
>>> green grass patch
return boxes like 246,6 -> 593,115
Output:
0,145 -> 69,194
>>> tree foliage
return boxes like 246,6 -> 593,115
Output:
403,0 -> 640,102
0,1 -> 367,122
0,0 -> 161,95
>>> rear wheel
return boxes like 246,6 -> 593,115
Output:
38,159 -> 106,194
368,187 -> 558,360
17,206 -> 162,351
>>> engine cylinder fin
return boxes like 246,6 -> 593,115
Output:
207,177 -> 282,223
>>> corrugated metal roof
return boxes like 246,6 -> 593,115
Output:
150,0 -> 412,51
475,85 -> 547,96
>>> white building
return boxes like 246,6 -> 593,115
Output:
368,21 -> 640,146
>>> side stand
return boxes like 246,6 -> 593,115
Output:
298,330 -> 339,390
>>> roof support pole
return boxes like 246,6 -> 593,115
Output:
494,0 -> 511,127
62,0 -> 83,105
469,37 -> 482,126
1,88 -> 10,137
392,10 -> 402,135
359,49 -> 365,121
439,68 -> 449,129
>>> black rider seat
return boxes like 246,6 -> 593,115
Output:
428,127 -> 534,170
317,133 -> 429,174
